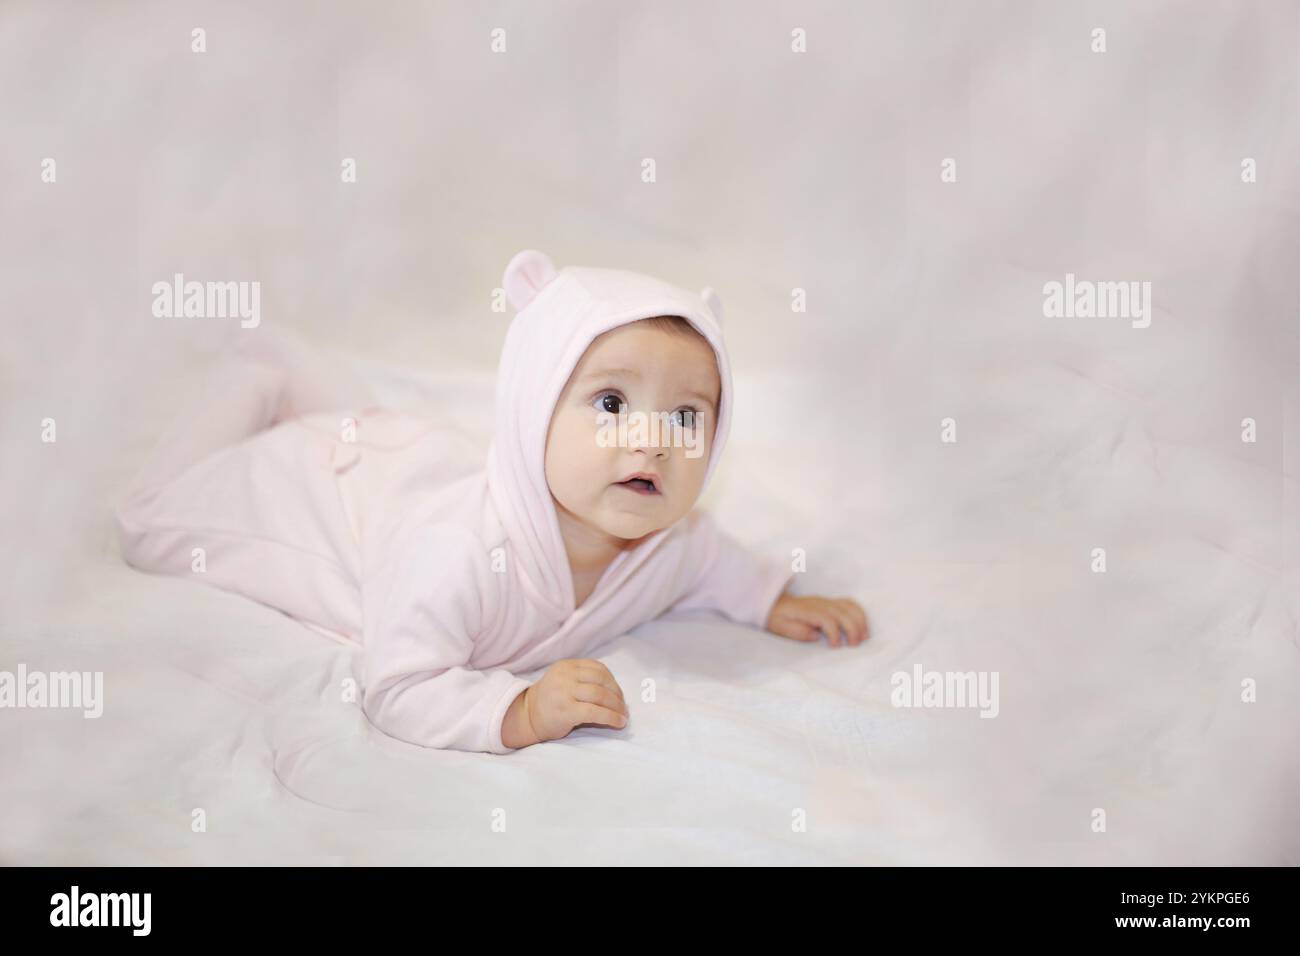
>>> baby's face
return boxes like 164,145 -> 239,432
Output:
545,320 -> 721,541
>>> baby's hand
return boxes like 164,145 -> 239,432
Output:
765,592 -> 869,648
504,658 -> 629,748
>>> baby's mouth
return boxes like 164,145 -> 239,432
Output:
615,476 -> 661,496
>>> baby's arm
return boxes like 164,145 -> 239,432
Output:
669,510 -> 794,628
362,523 -> 533,754
673,510 -> 869,648
364,524 -> 631,753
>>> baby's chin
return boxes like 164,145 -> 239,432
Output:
596,511 -> 670,541
591,498 -> 677,540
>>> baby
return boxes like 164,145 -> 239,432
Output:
116,250 -> 868,754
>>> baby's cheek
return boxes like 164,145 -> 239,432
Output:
547,417 -> 595,486
689,430 -> 713,466
676,443 -> 711,489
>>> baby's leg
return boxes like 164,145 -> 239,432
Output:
124,327 -> 374,499
115,327 -> 374,639
235,325 -> 375,423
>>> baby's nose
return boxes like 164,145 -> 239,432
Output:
628,438 -> 669,457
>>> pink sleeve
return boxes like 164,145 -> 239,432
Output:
361,523 -> 530,755
669,510 -> 793,629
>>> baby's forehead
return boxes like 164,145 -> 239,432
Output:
573,321 -> 720,385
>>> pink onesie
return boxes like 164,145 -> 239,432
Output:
115,250 -> 793,754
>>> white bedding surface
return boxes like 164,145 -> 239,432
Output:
2,0 -> 1298,864
4,350 -> 1297,866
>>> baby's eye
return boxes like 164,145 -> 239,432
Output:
593,392 -> 625,415
669,408 -> 698,430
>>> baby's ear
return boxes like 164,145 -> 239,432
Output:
503,250 -> 558,311
700,286 -> 724,325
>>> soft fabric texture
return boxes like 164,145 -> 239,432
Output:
115,251 -> 793,754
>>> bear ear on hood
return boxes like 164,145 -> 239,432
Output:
503,250 -> 558,312
700,286 -> 724,325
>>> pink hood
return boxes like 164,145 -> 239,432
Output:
485,250 -> 735,624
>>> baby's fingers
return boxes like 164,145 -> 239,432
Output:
770,614 -> 821,641
574,661 -> 625,704
804,607 -> 846,647
574,681 -> 628,717
830,600 -> 868,645
572,702 -> 628,730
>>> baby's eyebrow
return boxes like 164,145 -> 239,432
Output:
582,366 -> 641,381
680,389 -> 717,409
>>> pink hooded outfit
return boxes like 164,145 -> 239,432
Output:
116,250 -> 793,754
